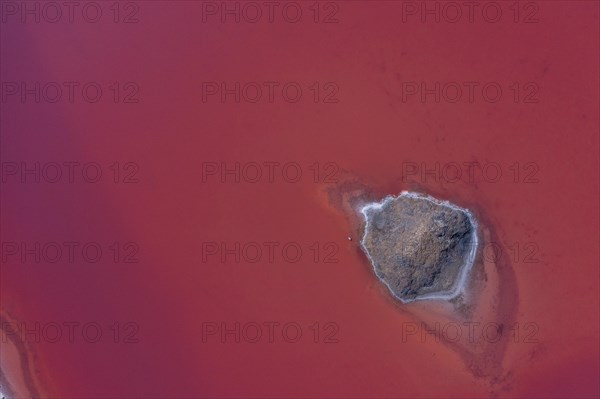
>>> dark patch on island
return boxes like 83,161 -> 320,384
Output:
361,192 -> 477,302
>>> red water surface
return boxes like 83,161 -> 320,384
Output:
1,2 -> 598,398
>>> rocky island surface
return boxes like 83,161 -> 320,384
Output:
360,192 -> 478,303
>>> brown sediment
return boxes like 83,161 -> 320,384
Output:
0,309 -> 49,399
322,173 -> 519,397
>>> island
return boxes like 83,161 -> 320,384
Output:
360,191 -> 478,303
